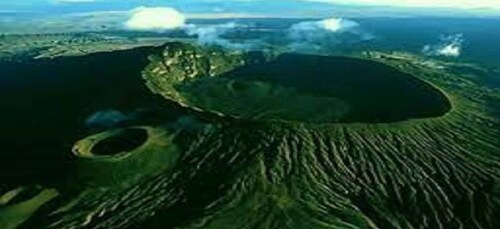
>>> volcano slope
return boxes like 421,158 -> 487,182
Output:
10,42 -> 500,229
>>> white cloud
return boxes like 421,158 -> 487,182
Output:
437,44 -> 461,57
290,17 -> 359,34
423,34 -> 464,57
125,7 -> 185,31
287,17 -> 372,53
185,22 -> 256,49
305,0 -> 500,9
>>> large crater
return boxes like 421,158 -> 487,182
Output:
144,44 -> 452,124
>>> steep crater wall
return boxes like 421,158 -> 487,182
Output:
144,42 -> 451,123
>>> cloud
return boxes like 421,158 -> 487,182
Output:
185,22 -> 258,49
287,17 -> 372,53
289,17 -> 359,34
125,7 -> 186,31
423,34 -> 464,57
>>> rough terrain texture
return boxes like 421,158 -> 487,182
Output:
2,43 -> 499,229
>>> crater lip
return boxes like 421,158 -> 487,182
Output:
91,128 -> 148,156
172,53 -> 452,124
73,127 -> 149,158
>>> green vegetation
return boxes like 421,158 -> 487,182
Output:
0,187 -> 58,229
170,53 -> 451,123
70,127 -> 182,187
140,43 -> 500,229
0,42 -> 498,229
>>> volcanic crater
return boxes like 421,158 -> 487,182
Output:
145,44 -> 451,124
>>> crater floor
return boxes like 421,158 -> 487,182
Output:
156,51 -> 452,123
91,128 -> 148,156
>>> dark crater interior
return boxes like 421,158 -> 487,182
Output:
179,54 -> 452,123
92,128 -> 148,156
91,128 -> 148,156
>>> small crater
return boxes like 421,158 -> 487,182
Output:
91,128 -> 148,156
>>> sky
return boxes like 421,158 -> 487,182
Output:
1,0 -> 500,17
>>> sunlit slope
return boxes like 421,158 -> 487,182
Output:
13,43 -> 500,229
